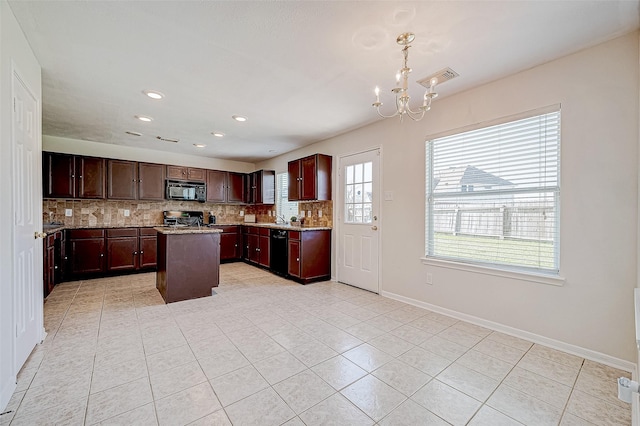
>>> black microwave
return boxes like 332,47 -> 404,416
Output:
165,180 -> 206,202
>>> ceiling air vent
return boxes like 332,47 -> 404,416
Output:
125,131 -> 142,137
417,67 -> 459,89
156,136 -> 179,143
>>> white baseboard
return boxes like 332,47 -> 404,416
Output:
381,290 -> 637,375
0,376 -> 16,413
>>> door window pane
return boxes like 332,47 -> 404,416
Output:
344,161 -> 373,224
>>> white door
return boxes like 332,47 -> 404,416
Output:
337,148 -> 380,293
13,71 -> 42,370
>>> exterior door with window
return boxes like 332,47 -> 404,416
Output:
338,149 -> 380,293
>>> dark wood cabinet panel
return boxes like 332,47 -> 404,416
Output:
287,238 -> 300,278
167,165 -> 205,182
220,232 -> 240,260
76,156 -> 106,199
68,238 -> 105,275
107,160 -> 137,199
107,237 -> 138,271
247,170 -> 275,205
258,235 -> 270,267
228,172 -> 245,203
286,229 -> 330,283
44,152 -> 75,198
138,163 -> 165,200
206,170 -> 227,203
43,231 -> 66,297
288,154 -> 332,201
139,236 -> 157,269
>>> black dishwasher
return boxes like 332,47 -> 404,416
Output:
270,229 -> 288,276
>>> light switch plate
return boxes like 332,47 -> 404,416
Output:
307,210 -> 311,217
300,211 -> 305,217
268,211 -> 272,216
384,191 -> 394,201
240,210 -> 244,217
65,209 -> 73,217
124,209 -> 130,217
318,210 -> 322,217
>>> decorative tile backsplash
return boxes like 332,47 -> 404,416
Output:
43,199 -> 333,228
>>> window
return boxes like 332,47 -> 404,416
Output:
344,162 -> 373,223
276,172 -> 298,221
425,107 -> 560,275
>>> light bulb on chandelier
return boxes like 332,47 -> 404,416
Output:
372,32 -> 438,122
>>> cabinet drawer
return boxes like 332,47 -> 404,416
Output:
258,227 -> 270,236
68,229 -> 105,239
138,227 -> 158,236
288,230 -> 301,240
107,228 -> 138,238
212,225 -> 238,234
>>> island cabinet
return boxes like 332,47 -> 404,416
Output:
167,165 -> 205,182
43,152 -> 106,199
138,228 -> 158,268
287,229 -> 331,283
242,226 -> 270,268
287,154 -> 332,201
206,171 -> 246,204
156,229 -> 220,303
245,170 -> 275,205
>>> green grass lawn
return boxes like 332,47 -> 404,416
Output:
433,233 -> 555,270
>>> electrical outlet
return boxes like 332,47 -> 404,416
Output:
240,210 -> 244,217
307,210 -> 311,217
268,211 -> 272,216
65,209 -> 73,217
124,209 -> 130,217
426,273 -> 433,285
318,210 -> 322,218
300,211 -> 305,217
384,191 -> 394,201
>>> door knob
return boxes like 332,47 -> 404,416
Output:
35,231 -> 46,239
371,226 -> 378,231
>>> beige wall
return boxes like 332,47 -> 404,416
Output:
43,135 -> 256,174
0,0 -> 42,409
258,32 -> 640,365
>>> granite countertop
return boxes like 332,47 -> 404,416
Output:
154,226 -> 223,235
42,222 -> 332,235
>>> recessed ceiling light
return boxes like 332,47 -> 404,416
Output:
211,132 -> 225,138
142,90 -> 164,100
232,115 -> 247,122
125,131 -> 142,136
135,115 -> 153,122
193,144 -> 206,148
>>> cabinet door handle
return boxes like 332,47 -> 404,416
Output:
54,265 -> 58,270
296,258 -> 300,262
140,251 -> 144,254
79,175 -> 83,179
134,251 -> 138,255
71,174 -> 75,178
132,179 -> 136,182
138,179 -> 142,182
100,253 -> 104,257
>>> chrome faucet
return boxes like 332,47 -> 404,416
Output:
275,214 -> 287,224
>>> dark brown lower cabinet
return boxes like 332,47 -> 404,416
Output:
68,229 -> 106,276
67,227 -> 157,279
43,230 -> 66,298
213,225 -> 241,261
243,227 -> 270,268
287,230 -> 331,284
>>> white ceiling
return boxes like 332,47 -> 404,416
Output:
8,1 -> 640,163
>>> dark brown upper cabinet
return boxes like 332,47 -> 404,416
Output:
107,159 -> 137,200
207,170 -> 247,204
167,165 -> 205,182
246,170 -> 275,205
138,162 -> 165,201
43,152 -> 105,199
288,154 -> 332,201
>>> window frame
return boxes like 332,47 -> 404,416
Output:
276,172 -> 298,222
423,105 -> 563,284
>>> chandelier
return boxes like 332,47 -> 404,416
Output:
372,32 -> 438,122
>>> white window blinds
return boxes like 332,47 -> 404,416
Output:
277,172 -> 299,221
426,108 -> 560,274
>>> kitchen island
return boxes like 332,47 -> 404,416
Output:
155,227 -> 222,303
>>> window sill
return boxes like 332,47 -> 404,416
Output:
420,257 -> 565,287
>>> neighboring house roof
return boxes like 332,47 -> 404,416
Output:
433,166 -> 513,190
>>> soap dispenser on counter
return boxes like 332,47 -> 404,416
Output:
208,212 -> 216,225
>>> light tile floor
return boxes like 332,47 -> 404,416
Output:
0,262 -> 632,425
